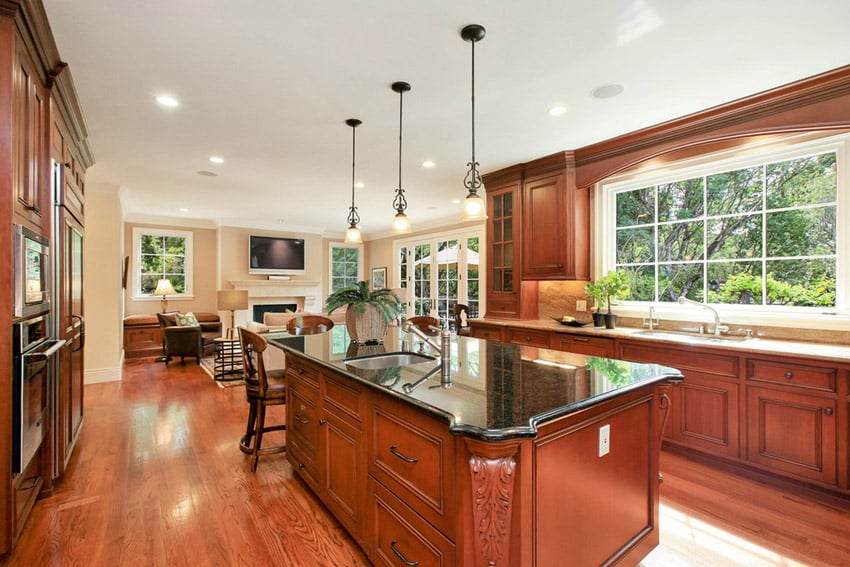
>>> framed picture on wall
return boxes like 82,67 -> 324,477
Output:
371,267 -> 387,290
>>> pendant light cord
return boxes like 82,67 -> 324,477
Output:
470,38 -> 476,167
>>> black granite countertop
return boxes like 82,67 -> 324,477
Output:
268,326 -> 682,440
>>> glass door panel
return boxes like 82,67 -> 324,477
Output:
435,239 -> 459,327
413,243 -> 431,316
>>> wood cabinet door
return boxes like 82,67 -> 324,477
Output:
747,386 -> 837,485
13,40 -> 46,228
671,373 -> 740,458
521,171 -> 566,279
320,411 -> 363,542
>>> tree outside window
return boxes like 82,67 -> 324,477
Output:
611,146 -> 839,309
331,245 -> 361,293
132,227 -> 193,297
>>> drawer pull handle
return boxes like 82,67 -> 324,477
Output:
319,418 -> 327,426
525,336 -> 531,341
297,368 -> 306,375
825,408 -> 834,416
574,337 -> 590,342
390,445 -> 419,463
390,540 -> 419,566
784,371 -> 793,379
294,414 -> 310,424
16,475 -> 40,491
298,463 -> 305,469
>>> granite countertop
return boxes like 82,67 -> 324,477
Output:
474,317 -> 850,364
268,326 -> 682,441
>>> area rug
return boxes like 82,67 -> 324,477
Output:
199,357 -> 245,388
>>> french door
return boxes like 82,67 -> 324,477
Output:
396,230 -> 481,329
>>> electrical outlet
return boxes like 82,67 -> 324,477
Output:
598,424 -> 610,457
576,300 -> 587,312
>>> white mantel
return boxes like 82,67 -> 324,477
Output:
228,279 -> 323,321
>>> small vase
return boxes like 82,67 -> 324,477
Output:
592,312 -> 605,327
604,312 -> 618,329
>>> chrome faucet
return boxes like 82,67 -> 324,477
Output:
677,296 -> 728,336
402,321 -> 452,384
643,306 -> 660,330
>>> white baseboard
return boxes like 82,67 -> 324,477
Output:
85,366 -> 123,384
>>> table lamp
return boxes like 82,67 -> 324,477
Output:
218,289 -> 249,339
153,278 -> 176,313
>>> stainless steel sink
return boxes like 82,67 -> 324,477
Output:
633,330 -> 756,344
343,352 -> 436,370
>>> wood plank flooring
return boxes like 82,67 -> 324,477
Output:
3,358 -> 849,566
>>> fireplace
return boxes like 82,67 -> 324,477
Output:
253,303 -> 298,323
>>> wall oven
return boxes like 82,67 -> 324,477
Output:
13,223 -> 51,319
12,315 -> 65,474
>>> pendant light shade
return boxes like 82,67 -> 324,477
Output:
460,24 -> 487,221
390,81 -> 412,234
344,118 -> 363,244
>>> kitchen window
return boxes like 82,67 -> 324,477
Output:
329,243 -> 362,293
132,227 -> 193,298
597,134 -> 848,316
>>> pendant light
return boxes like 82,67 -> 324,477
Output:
390,81 -> 412,234
460,24 -> 486,221
344,118 -> 363,244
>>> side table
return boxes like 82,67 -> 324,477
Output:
214,337 -> 243,381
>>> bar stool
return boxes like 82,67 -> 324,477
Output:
238,327 -> 286,472
285,315 -> 335,335
406,315 -> 440,334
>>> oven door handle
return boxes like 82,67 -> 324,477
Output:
24,339 -> 67,363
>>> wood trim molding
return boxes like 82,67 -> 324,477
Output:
465,438 -> 520,567
574,65 -> 850,186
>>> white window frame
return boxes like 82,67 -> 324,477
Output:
131,227 -> 194,301
327,241 -> 364,294
594,133 -> 849,329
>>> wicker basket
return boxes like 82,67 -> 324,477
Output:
345,303 -> 389,343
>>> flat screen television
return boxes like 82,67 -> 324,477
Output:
249,235 -> 306,275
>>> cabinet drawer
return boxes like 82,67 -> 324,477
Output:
486,298 -> 518,318
287,441 -> 320,490
554,333 -> 614,357
619,341 -> 738,378
286,355 -> 320,388
369,395 -> 455,537
469,323 -> 503,342
505,327 -> 551,348
323,372 -> 365,429
747,359 -> 836,393
288,381 -> 319,453
369,478 -> 455,567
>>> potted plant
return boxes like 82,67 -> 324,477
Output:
325,280 -> 403,343
584,281 -> 607,327
596,270 -> 631,329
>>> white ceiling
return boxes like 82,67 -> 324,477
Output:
43,0 -> 850,238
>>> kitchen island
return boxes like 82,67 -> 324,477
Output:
268,326 -> 682,567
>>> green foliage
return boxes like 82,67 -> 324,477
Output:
325,280 -> 403,323
595,270 -> 631,313
584,281 -> 606,313
585,356 -> 633,387
708,272 -> 835,307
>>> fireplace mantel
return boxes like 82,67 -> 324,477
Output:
228,279 -> 322,313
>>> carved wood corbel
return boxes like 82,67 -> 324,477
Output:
465,439 -> 520,567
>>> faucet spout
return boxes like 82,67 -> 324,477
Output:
677,296 -> 727,336
402,321 -> 452,384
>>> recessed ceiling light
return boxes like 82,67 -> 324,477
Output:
209,156 -> 224,164
451,199 -> 461,205
422,160 -> 436,168
548,105 -> 567,116
591,84 -> 625,99
179,207 -> 189,213
156,95 -> 180,107
354,182 -> 365,188
197,170 -> 217,177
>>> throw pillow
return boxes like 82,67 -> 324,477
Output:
176,312 -> 200,327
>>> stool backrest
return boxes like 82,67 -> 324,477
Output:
286,315 -> 335,336
406,316 -> 440,334
238,327 -> 270,396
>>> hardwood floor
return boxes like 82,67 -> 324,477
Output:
3,358 -> 849,566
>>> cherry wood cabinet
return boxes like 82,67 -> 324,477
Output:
520,153 -> 589,281
552,332 -> 615,357
12,38 -> 47,230
746,358 -> 839,486
286,354 -> 366,546
505,326 -> 551,348
468,320 -> 504,342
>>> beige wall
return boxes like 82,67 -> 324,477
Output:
83,185 -> 124,382
123,221 -> 218,316
218,226 -> 325,288
365,237 -> 394,286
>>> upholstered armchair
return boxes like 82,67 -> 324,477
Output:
157,312 -> 203,364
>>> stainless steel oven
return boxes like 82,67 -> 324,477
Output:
13,224 -> 51,319
12,314 -> 64,474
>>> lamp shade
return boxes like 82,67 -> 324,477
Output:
218,289 -> 249,311
153,278 -> 176,297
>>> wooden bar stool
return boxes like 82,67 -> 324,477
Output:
238,327 -> 286,472
406,315 -> 440,334
285,315 -> 335,335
